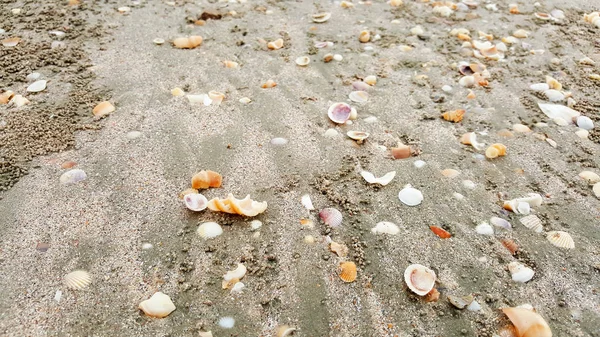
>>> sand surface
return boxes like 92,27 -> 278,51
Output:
1,0 -> 600,336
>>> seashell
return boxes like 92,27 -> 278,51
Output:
391,144 -> 411,159
579,57 -> 596,66
550,9 -> 565,20
360,171 -> 396,186
312,12 -> 331,23
207,194 -> 267,217
441,169 -> 460,178
513,29 -> 529,38
509,3 -> 519,14
502,307 -> 552,337
459,75 -> 475,87
448,294 -> 473,309
301,194 -> 314,210
329,241 -> 349,257
295,56 -> 310,66
546,231 -> 574,249
26,72 -> 41,81
300,219 -> 314,228
476,223 -> 494,235
530,83 -> 549,92
340,1 -> 354,8
398,184 -> 423,206
519,215 -> 543,233
153,38 -> 165,45
27,80 -> 47,93
327,102 -> 352,124
61,161 -> 77,169
93,101 -> 115,117
390,0 -> 403,7
404,264 -> 436,296
222,60 -> 239,69
490,217 -> 512,230
575,129 -> 589,139
347,131 -> 369,143
463,180 -> 476,189
534,12 -> 551,20
578,171 -> 600,184
276,325 -> 297,337
139,292 -> 176,318
441,109 -> 465,123
178,188 -> 199,199
352,81 -> 370,91
271,137 -> 288,145
64,270 -> 92,290
9,95 -> 29,107
411,25 -> 425,36
594,182 -> 600,199
239,97 -> 252,104
0,90 -> 15,104
1,37 -> 21,47
508,262 -> 535,283
250,220 -> 262,231
230,282 -> 245,293
359,30 -> 370,43
183,193 -> 208,212
513,124 -> 531,133
198,332 -> 213,337
319,208 -> 342,227
433,5 -> 453,17
208,91 -> 225,105
364,75 -> 377,86
323,53 -> 334,63
349,91 -> 368,103
323,128 -> 338,138
191,170 -> 222,189
223,263 -> 247,286
172,36 -> 203,49
60,169 -> 87,184
485,143 -> 507,159
338,261 -> 357,282
544,89 -> 564,102
197,222 -> 223,239
267,38 -> 284,50
371,221 -> 400,235
261,79 -> 277,88
171,87 -> 185,96
117,6 -> 131,13
314,41 -> 333,48
460,132 -> 485,150
219,317 -> 235,329
429,226 -> 451,239
424,288 -> 440,302
501,239 -> 519,255
187,94 -> 212,105
575,116 -> 594,130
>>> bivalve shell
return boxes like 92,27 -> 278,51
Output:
476,223 -> 494,235
184,193 -> 208,212
575,116 -> 594,130
172,36 -> 203,49
197,222 -> 223,239
191,170 -> 222,189
519,215 -> 543,233
371,221 -> 400,235
579,171 -> 600,184
347,131 -> 369,143
93,101 -> 115,117
301,194 -> 314,210
64,270 -> 92,290
312,12 -> 331,23
404,264 -> 436,296
349,91 -> 368,103
27,80 -> 47,93
364,75 -> 377,86
327,102 -> 352,124
295,56 -> 310,66
319,208 -> 342,227
508,262 -> 535,283
339,261 -> 357,282
359,30 -> 370,43
546,231 -> 574,249
267,38 -> 284,50
208,91 -> 225,105
490,217 -> 512,230
593,182 -> 600,199
398,185 -> 423,206
441,169 -> 460,178
60,169 -> 87,184
139,292 -> 176,318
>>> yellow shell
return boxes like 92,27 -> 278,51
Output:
64,270 -> 92,290
223,60 -> 239,68
207,194 -> 267,217
486,143 -> 507,159
502,307 -> 552,337
191,170 -> 222,189
339,261 -> 357,282
171,87 -> 185,96
441,109 -> 465,123
359,31 -> 370,43
546,231 -> 574,249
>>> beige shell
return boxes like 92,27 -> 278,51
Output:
207,194 -> 267,216
578,171 -> 600,184
312,12 -> 331,23
347,131 -> 369,143
459,132 -> 485,150
404,264 -> 436,296
0,90 -> 15,104
64,270 -> 92,290
593,182 -> 600,199
267,38 -> 284,50
513,29 -> 528,38
223,60 -> 239,68
349,91 -> 368,103
197,222 -> 223,239
191,170 -> 222,189
295,56 -> 310,66
364,75 -> 377,86
198,332 -> 213,337
261,79 -> 277,88
340,1 -> 354,8
441,109 -> 465,123
360,171 -> 396,186
546,231 -> 574,249
172,36 -> 203,49
329,241 -> 349,257
171,87 -> 185,96
276,325 -> 297,337
359,30 -> 371,43
339,261 -> 357,282
519,215 -> 543,233
441,169 -> 460,178
139,292 -> 176,318
546,76 -> 562,91
222,263 -> 247,289
9,95 -> 29,107
502,307 -> 552,337
513,124 -> 531,132
92,101 -> 115,117
208,91 -> 225,105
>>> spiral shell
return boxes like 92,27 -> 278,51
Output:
319,208 -> 342,227
338,261 -> 357,282
64,270 -> 92,290
191,170 -> 222,189
139,292 -> 176,318
404,264 -> 436,296
546,231 -> 574,249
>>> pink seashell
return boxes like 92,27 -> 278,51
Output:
327,102 -> 352,124
490,217 -> 512,230
319,208 -> 342,227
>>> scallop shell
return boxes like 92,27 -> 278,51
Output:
502,307 -> 552,337
546,231 -> 574,249
197,222 -> 223,239
349,91 -> 368,103
347,131 -> 369,143
301,194 -> 314,210
371,221 -> 400,235
404,264 -> 436,296
360,171 -> 396,186
329,241 -> 349,257
429,226 -> 451,239
64,270 -> 92,290
60,169 -> 87,184
191,170 -> 223,189
441,169 -> 460,178
139,292 -> 176,318
26,80 -> 47,93
295,56 -> 310,66
183,193 -> 208,212
276,325 -> 297,337
267,38 -> 284,50
327,102 -> 352,124
172,36 -> 203,49
338,261 -> 357,282
207,194 -> 268,217
92,101 -> 115,117
312,12 -> 331,23
578,171 -> 600,184
319,208 -> 342,227
441,109 -> 465,123
508,262 -> 535,283
398,185 -> 423,206
459,132 -> 485,150
490,217 -> 512,230
519,215 -> 543,233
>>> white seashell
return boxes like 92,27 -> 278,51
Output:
184,193 -> 208,211
187,94 -> 212,106
490,217 -> 512,230
328,102 -> 352,124
593,182 -> 600,199
544,89 -> 565,102
410,25 -> 424,35
462,180 -> 476,189
550,9 -> 565,19
224,263 -> 247,282
404,264 -> 436,296
352,81 -> 370,91
349,91 -> 368,103
433,5 -> 453,17
508,262 -> 535,283
276,325 -> 297,337
538,103 -> 579,124
64,270 -> 92,290
414,160 -> 426,168
239,97 -> 252,104
153,38 -> 165,45
197,222 -> 223,239
467,300 -> 481,312
198,332 -> 213,337
117,6 -> 131,13
519,215 -> 543,233
139,292 -> 176,318
371,221 -> 400,235
126,131 -> 142,139
503,193 -> 543,213
459,75 -> 475,87
460,132 -> 486,150
546,231 -> 574,249
529,83 -> 549,91
347,131 -> 369,143
513,29 -> 529,38
475,223 -> 494,235
295,56 -> 310,66
513,124 -> 531,132
516,201 -> 531,215
26,72 -> 41,81
323,128 -> 338,138
312,12 -> 331,23
364,116 -> 377,123
360,171 -> 396,186
231,282 -> 245,293
333,54 -> 343,61
60,169 -> 87,184
301,194 -> 315,210
27,80 -> 47,93
575,129 -> 589,139
249,220 -> 262,231
208,91 -> 225,105
219,316 -> 235,328
142,243 -> 153,250
453,192 -> 465,200
319,208 -> 342,227
398,184 -> 423,206
271,137 -> 289,145
579,171 -> 600,184
575,116 -> 594,130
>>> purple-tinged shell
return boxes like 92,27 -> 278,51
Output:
327,102 -> 352,124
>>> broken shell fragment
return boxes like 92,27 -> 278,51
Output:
223,263 -> 247,289
267,38 -> 284,50
502,307 -> 552,337
347,131 -> 369,143
208,91 -> 225,105
475,223 -> 494,235
546,231 -> 574,249
485,143 -> 507,159
390,0 -> 403,7
360,171 -> 396,186
391,144 -> 411,159
312,12 -> 331,23
172,36 -> 203,49
139,292 -> 176,318
339,261 -> 357,282
197,222 -> 223,239
328,102 -> 352,124
503,193 -> 543,213
430,226 -> 451,239
295,56 -> 310,66
404,264 -> 436,296
261,79 -> 277,88
323,53 -> 334,63
92,101 -> 115,117
460,132 -> 485,150
508,262 -> 535,283
207,194 -> 267,217
276,326 -> 296,337
1,37 -> 21,47
184,193 -> 208,212
490,217 -> 512,230
171,87 -> 185,96
398,185 -> 423,206
223,60 -> 239,68
9,95 -> 29,107
441,169 -> 460,178
513,124 -> 531,132
191,170 -> 222,189
319,208 -> 342,227
441,109 -> 465,123
27,80 -> 47,93
60,169 -> 87,184
349,91 -> 368,103
329,241 -> 349,257
239,97 -> 252,104
513,29 -> 529,38
575,116 -> 594,130
594,182 -> 600,199
519,215 -> 543,233
0,90 -> 15,104
64,270 -> 92,290
359,30 -> 370,43
301,194 -> 314,210
371,221 -> 400,235
178,188 -> 198,199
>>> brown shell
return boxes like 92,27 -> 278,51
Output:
424,288 -> 440,302
501,239 -> 519,255
339,261 -> 357,282
391,145 -> 411,159
191,170 -> 222,189
441,109 -> 465,123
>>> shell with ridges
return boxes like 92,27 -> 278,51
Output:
519,215 -> 543,233
319,208 -> 342,227
138,292 -> 176,318
64,270 -> 92,290
197,222 -> 223,239
546,231 -> 574,249
404,264 -> 436,296
339,261 -> 357,282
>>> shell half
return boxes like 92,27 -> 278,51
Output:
319,208 -> 342,227
508,262 -> 535,283
184,193 -> 208,211
360,171 -> 396,186
398,185 -> 423,206
371,221 -> 400,235
502,307 -> 552,337
339,261 -> 357,282
64,270 -> 92,290
328,102 -> 352,124
197,222 -> 223,239
546,231 -> 574,249
519,215 -> 543,233
139,292 -> 176,318
404,264 -> 436,296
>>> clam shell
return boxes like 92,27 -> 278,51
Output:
191,170 -> 222,189
490,217 -> 512,230
544,89 -> 564,102
184,193 -> 208,211
153,38 -> 165,45
338,261 -> 357,282
349,91 -> 368,103
391,145 -> 411,159
404,264 -> 436,296
271,137 -> 289,145
347,131 -> 369,142
267,38 -> 284,50
60,169 -> 87,184
301,194 -> 314,210
530,83 -> 549,92
459,75 -> 475,87
519,215 -> 543,233
364,75 -> 377,86
319,208 -> 342,227
579,171 -> 600,184
593,182 -> 600,199
329,241 -> 349,257
475,223 -> 494,235
9,95 -> 29,107
327,102 -> 352,124
323,128 -> 338,137
429,226 -> 451,239
208,91 -> 225,105
312,12 -> 331,23
139,292 -> 176,318
371,221 -> 400,235
398,185 -> 423,206
27,80 -> 47,93
360,171 -> 396,186
575,116 -> 594,130
1,37 -> 21,47
93,101 -> 115,117
359,31 -> 370,43
64,270 -> 92,290
197,222 -> 223,239
502,307 -> 552,337
512,124 -> 531,132
508,262 -> 535,283
546,231 -> 574,249
295,56 -> 310,66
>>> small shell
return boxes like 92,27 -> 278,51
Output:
459,76 -> 475,87
459,132 -> 485,150
9,95 -> 29,107
187,94 -> 212,105
299,219 -> 314,228
503,193 -> 543,213
184,193 -> 208,212
329,241 -> 349,257
441,109 -> 465,123
218,317 -> 235,329
1,37 -> 21,47
117,6 -> 131,13
239,97 -> 252,104
429,226 -> 451,239
508,3 -> 519,14
391,144 -> 411,159
27,79 -> 47,93
501,239 -> 519,255
207,194 -> 267,216
312,12 -> 331,23
230,282 -> 245,293
348,91 -> 368,103
579,171 -> 600,184
208,91 -> 225,105
0,90 -> 15,104
544,89 -> 564,102
485,143 -> 507,159
172,36 -> 203,49
295,56 -> 310,66
371,221 -> 400,235
139,292 -> 176,318
530,83 -> 549,92
593,182 -> 600,199
513,29 -> 529,38
513,124 -> 531,132
267,38 -> 284,50
250,220 -> 262,230
327,102 -> 352,124
352,81 -> 370,91
575,116 -> 594,130
270,137 -> 288,145
60,169 -> 87,184
390,0 -> 403,7
441,169 -> 460,178
534,12 -> 552,20
319,208 -> 342,227
340,1 -> 354,8
191,170 -> 222,189
360,171 -> 396,186
224,263 -> 247,283
546,76 -> 562,90
276,325 -> 297,337
223,60 -> 239,68
404,264 -> 436,296
490,217 -> 512,230
364,75 -> 377,86
463,180 -> 476,189
347,131 -> 369,143
198,332 -> 213,337
171,88 -> 185,96
546,231 -> 574,249
301,194 -> 314,210
333,54 -> 343,61
508,262 -> 535,283
64,270 -> 92,290
261,79 -> 277,88
398,184 -> 423,206
502,307 -> 552,337
519,215 -> 543,233
359,31 -> 370,43
338,261 -> 357,282
476,223 -> 494,235
92,101 -> 115,117
323,53 -> 334,63
323,128 -> 338,138
153,38 -> 165,45
197,222 -> 223,239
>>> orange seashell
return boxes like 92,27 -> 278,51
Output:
502,307 -> 552,337
261,79 -> 277,88
359,30 -> 370,43
391,144 -> 411,159
509,4 -> 519,14
61,161 -> 77,169
466,90 -> 476,99
194,20 -> 206,26
92,101 -> 115,117
501,239 -> 519,255
425,288 -> 440,302
191,170 -> 222,189
208,194 -> 267,217
486,146 -> 500,159
223,60 -> 239,68
457,33 -> 471,41
491,143 -> 507,155
441,109 -> 465,123
339,261 -> 357,282
172,36 -> 203,49
430,226 -> 451,239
